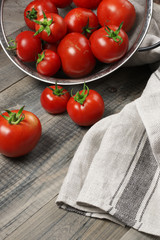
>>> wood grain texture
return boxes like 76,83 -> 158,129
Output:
4,197 -> 128,240
0,63 -> 155,240
0,0 -> 159,237
120,229 -> 160,240
0,49 -> 26,93
3,0 -> 29,36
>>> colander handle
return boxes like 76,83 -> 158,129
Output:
138,41 -> 160,52
0,0 -> 3,46
0,0 -> 6,49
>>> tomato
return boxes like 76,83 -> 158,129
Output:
0,107 -> 42,157
97,0 -> 136,32
15,31 -> 42,62
57,33 -> 96,78
24,0 -> 37,30
64,8 -> 98,38
73,0 -> 102,9
24,0 -> 58,30
35,13 -> 67,43
35,0 -> 58,16
41,85 -> 70,114
89,24 -> 129,63
51,0 -> 72,8
67,84 -> 104,126
36,49 -> 61,76
43,42 -> 59,52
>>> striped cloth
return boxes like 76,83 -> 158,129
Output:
56,3 -> 160,237
56,69 -> 160,236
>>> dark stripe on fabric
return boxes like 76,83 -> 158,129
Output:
113,139 -> 158,227
139,172 -> 160,223
110,130 -> 146,205
60,205 -> 86,216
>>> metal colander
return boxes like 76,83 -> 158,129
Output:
0,0 -> 153,85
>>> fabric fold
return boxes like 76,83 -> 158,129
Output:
57,68 -> 160,236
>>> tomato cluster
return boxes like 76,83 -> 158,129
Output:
0,83 -> 104,158
1,0 -> 137,158
40,83 -> 104,126
9,0 -> 136,79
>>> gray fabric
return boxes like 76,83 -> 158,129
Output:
56,3 -> 160,237
114,139 -> 158,227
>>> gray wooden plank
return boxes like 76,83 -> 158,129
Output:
3,0 -> 29,36
4,197 -> 128,240
77,221 -> 128,240
4,198 -> 67,240
0,65 -> 152,239
0,49 -> 26,92
120,229 -> 160,240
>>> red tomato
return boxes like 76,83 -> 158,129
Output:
0,107 -> 42,157
97,0 -> 136,32
43,42 -> 59,52
64,8 -> 98,38
41,85 -> 70,114
24,0 -> 37,30
89,24 -> 129,63
15,31 -> 42,62
57,33 -> 96,78
51,0 -> 72,8
73,0 -> 102,9
35,13 -> 67,43
67,84 -> 104,126
35,0 -> 58,16
24,0 -> 58,30
36,50 -> 61,76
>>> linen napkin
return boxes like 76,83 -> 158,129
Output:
56,2 -> 160,237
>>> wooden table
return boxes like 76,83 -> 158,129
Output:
1,44 -> 160,240
1,0 -> 160,237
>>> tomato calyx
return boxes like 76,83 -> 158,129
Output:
37,51 -> 45,65
1,106 -> 25,125
48,84 -> 66,96
34,12 -> 53,36
26,8 -> 37,21
72,83 -> 89,105
82,18 -> 96,36
105,22 -> 123,44
7,39 -> 17,50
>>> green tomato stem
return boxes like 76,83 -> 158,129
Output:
82,18 -> 97,36
34,11 -> 53,36
48,83 -> 66,96
37,51 -> 45,65
1,106 -> 25,125
104,22 -> 124,44
7,39 -> 17,50
26,8 -> 37,21
73,83 -> 89,105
